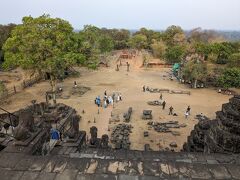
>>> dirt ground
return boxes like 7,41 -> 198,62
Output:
0,52 -> 231,151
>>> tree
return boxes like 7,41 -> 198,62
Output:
98,35 -> 114,53
3,15 -> 81,93
163,25 -> 185,46
101,28 -> 130,49
228,53 -> 240,67
165,45 -> 186,64
151,40 -> 167,59
182,59 -> 208,88
129,34 -> 148,50
0,24 -> 16,63
193,42 -> 211,60
134,28 -> 162,49
217,68 -> 240,88
210,42 -> 235,64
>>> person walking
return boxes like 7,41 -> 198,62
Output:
119,93 -> 122,101
162,101 -> 166,110
187,106 -> 191,115
104,100 -> 107,108
160,93 -> 163,100
143,85 -> 146,92
169,106 -> 173,115
185,111 -> 189,119
74,81 -> 77,88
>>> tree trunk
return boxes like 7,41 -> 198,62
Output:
193,79 -> 197,89
50,75 -> 57,105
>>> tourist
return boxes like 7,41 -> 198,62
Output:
119,93 -> 122,101
169,106 -> 173,115
97,97 -> 101,107
187,106 -> 191,115
104,100 -> 107,108
104,90 -> 107,96
143,85 -> 146,92
160,93 -> 163,100
74,81 -> 77,88
218,89 -> 222,93
112,93 -> 115,102
185,111 -> 189,119
127,63 -> 130,72
162,101 -> 166,110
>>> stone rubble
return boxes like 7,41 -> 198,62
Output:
110,124 -> 133,150
142,110 -> 153,120
147,121 -> 186,133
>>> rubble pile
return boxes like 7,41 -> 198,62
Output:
147,121 -> 186,134
195,114 -> 210,121
147,88 -> 169,93
110,124 -> 133,150
71,86 -> 91,96
142,110 -> 153,120
184,95 -> 240,153
147,101 -> 162,106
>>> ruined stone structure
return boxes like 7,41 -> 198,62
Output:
0,102 -> 86,155
101,134 -> 109,148
142,110 -> 152,120
89,126 -> 99,147
123,107 -> 132,122
13,109 -> 35,141
184,95 -> 240,153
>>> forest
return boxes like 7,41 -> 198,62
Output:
0,15 -> 240,91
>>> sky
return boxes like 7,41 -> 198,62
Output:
1,0 -> 240,30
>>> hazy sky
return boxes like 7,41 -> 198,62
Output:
1,0 -> 240,30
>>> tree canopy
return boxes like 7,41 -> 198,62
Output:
3,15 -> 82,91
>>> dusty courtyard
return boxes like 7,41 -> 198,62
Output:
0,52 -> 230,151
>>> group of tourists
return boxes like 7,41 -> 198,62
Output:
95,90 -> 122,109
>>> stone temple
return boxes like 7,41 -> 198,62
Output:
0,98 -> 240,179
183,95 -> 240,153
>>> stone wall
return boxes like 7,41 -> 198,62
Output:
184,95 -> 240,153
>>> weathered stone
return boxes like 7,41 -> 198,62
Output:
20,171 -> 39,180
143,131 -> 149,137
169,142 -> 177,148
36,172 -> 56,180
55,169 -> 78,180
184,95 -> 240,153
209,165 -> 232,179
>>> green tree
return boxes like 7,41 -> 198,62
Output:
0,24 -> 16,64
182,60 -> 208,88
193,42 -> 211,60
151,40 -> 167,59
165,45 -> 186,64
98,35 -> 114,53
3,15 -> 82,92
217,68 -> 240,88
228,53 -> 240,67
134,28 -> 162,49
210,42 -> 235,64
129,34 -> 148,50
163,25 -> 185,46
